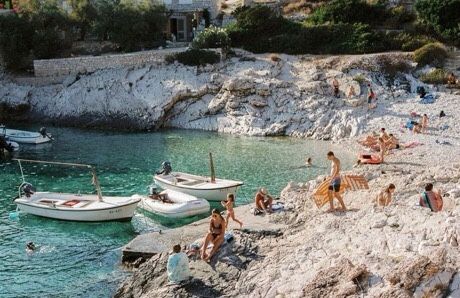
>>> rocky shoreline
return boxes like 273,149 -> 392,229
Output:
2,51 -> 460,297
113,53 -> 460,296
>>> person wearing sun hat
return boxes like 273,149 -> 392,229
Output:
255,187 -> 273,213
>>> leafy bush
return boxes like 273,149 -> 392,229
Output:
310,0 -> 387,26
165,49 -> 220,66
353,74 -> 366,84
100,3 -> 168,52
413,42 -> 448,67
192,26 -> 231,51
420,68 -> 448,84
415,0 -> 460,42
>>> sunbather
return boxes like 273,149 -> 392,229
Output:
201,209 -> 226,262
447,72 -> 457,86
221,193 -> 243,229
255,188 -> 273,213
419,183 -> 443,212
167,244 -> 191,284
385,134 -> 400,150
376,184 -> 396,206
347,85 -> 356,98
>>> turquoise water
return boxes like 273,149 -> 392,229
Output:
0,125 -> 352,297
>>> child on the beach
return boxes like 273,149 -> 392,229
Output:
221,193 -> 243,229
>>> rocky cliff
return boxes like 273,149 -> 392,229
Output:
0,51 -> 420,140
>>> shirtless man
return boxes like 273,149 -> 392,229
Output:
421,114 -> 428,133
255,188 -> 273,213
376,184 -> 396,207
378,137 -> 386,162
380,128 -> 390,142
326,152 -> 346,212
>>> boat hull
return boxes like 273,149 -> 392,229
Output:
136,190 -> 210,218
15,193 -> 140,222
6,129 -> 52,144
154,174 -> 243,201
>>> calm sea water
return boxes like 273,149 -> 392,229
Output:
0,125 -> 352,297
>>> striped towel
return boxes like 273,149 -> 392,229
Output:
313,175 -> 369,208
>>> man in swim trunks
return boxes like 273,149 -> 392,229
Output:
326,151 -> 347,212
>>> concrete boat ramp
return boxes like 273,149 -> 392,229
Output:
122,204 -> 285,262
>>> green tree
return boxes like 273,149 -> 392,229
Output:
0,14 -> 34,70
310,0 -> 387,26
102,1 -> 168,51
67,0 -> 97,40
415,0 -> 460,42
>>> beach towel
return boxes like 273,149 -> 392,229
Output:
405,120 -> 415,130
313,175 -> 369,208
251,202 -> 285,216
420,94 -> 435,104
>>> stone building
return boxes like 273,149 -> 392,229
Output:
159,0 -> 220,42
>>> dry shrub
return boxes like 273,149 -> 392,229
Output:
269,53 -> 281,62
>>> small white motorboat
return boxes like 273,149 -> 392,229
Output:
12,159 -> 140,222
135,189 -> 210,218
153,155 -> 243,202
1,125 -> 52,144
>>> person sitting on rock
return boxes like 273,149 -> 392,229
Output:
167,244 -> 191,284
447,72 -> 457,86
385,134 -> 401,150
255,188 -> 273,213
376,184 -> 396,207
419,183 -> 443,212
347,85 -> 356,98
201,209 -> 226,262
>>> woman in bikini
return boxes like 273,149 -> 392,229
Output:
221,193 -> 243,229
201,209 -> 226,262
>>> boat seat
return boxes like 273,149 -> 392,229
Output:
180,180 -> 206,186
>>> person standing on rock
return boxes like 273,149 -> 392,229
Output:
221,193 -> 243,229
332,78 -> 340,98
367,84 -> 375,109
376,184 -> 396,207
326,152 -> 346,212
378,137 -> 386,163
421,114 -> 429,133
419,183 -> 443,212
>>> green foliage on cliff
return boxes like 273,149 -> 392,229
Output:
165,49 -> 220,66
415,0 -> 460,43
413,42 -> 448,67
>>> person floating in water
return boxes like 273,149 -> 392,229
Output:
306,157 -> 312,167
326,151 -> 346,212
221,193 -> 243,229
26,242 -> 36,253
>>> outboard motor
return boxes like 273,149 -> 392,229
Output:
0,135 -> 14,153
149,185 -> 159,196
39,127 -> 47,138
156,161 -> 172,175
20,183 -> 36,198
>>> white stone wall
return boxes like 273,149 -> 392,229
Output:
33,48 -> 186,77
